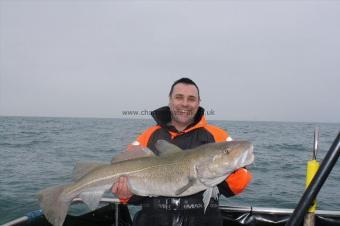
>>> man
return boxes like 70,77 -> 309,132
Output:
112,78 -> 252,226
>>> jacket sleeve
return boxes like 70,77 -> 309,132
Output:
218,167 -> 252,197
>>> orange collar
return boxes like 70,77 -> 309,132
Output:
169,115 -> 207,139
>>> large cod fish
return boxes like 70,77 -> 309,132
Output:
37,140 -> 254,226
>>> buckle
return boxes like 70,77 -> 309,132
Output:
153,198 -> 181,211
143,197 -> 218,211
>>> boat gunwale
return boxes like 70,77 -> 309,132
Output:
4,197 -> 340,226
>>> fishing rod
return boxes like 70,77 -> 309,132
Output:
286,131 -> 340,226
304,128 -> 320,226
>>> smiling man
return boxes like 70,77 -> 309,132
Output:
112,77 -> 252,226
168,79 -> 200,132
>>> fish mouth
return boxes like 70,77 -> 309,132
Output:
244,144 -> 255,166
235,144 -> 254,168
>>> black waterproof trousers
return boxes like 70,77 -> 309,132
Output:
132,198 -> 223,226
133,208 -> 222,226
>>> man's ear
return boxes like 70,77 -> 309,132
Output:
168,96 -> 172,106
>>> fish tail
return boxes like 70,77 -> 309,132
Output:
37,183 -> 73,226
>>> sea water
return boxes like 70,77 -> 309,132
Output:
0,116 -> 339,223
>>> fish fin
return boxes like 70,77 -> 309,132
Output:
72,162 -> 107,181
79,190 -> 105,210
175,177 -> 195,195
37,183 -> 73,226
212,186 -> 220,200
202,186 -> 219,213
195,161 -> 227,187
195,159 -> 229,186
155,140 -> 183,156
111,147 -> 155,163
202,187 -> 213,213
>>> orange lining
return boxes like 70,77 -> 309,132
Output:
136,125 -> 161,147
204,124 -> 229,142
169,131 -> 178,139
135,116 -> 230,143
168,116 -> 208,139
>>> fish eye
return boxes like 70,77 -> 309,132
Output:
224,148 -> 231,154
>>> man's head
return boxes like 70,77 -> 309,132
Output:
168,78 -> 201,131
169,78 -> 200,99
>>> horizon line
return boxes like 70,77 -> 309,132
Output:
0,114 -> 339,125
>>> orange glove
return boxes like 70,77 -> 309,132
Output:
225,168 -> 252,195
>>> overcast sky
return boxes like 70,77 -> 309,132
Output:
0,0 -> 339,123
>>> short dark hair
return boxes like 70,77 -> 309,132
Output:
169,77 -> 200,98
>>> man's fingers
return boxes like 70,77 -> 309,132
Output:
120,176 -> 127,184
112,176 -> 128,194
117,177 -> 127,191
111,182 -> 118,193
112,176 -> 133,199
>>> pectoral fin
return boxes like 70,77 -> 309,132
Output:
175,177 -> 195,195
195,162 -> 227,187
202,186 -> 219,213
203,187 -> 213,213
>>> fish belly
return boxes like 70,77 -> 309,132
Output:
126,162 -> 205,197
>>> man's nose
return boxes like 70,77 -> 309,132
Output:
181,98 -> 189,106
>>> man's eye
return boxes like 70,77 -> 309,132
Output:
188,97 -> 196,102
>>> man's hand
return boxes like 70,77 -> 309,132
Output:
112,176 -> 133,201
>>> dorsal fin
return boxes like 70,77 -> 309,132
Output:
111,146 -> 155,164
155,140 -> 183,156
72,162 -> 107,181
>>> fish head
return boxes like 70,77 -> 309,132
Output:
207,141 -> 254,176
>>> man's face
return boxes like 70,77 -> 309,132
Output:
169,83 -> 200,127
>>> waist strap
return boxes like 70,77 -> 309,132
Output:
142,197 -> 219,211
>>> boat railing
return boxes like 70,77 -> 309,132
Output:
74,197 -> 340,216
3,197 -> 340,226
